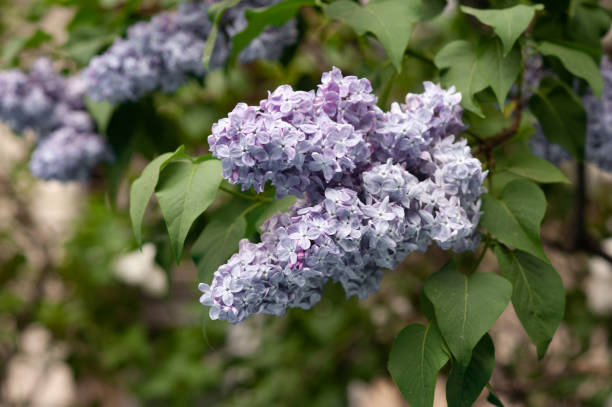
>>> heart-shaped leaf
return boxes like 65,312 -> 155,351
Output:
424,262 -> 511,369
480,179 -> 548,261
325,0 -> 423,71
461,4 -> 544,56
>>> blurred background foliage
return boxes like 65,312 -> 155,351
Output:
0,0 -> 611,406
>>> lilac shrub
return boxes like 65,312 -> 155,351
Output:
83,0 -> 298,103
200,68 -> 487,323
0,58 -> 109,181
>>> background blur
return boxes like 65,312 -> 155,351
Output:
0,1 -> 611,406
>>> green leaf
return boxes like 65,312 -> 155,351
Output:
388,323 -> 449,407
255,196 -> 298,232
155,159 -> 223,261
529,78 -> 586,160
419,288 -> 436,322
538,41 -> 603,97
446,334 -> 496,407
435,40 -> 488,116
477,38 -> 521,108
231,0 -> 315,59
192,216 -> 247,282
502,152 -> 570,184
423,262 -> 512,369
463,102 -> 512,139
461,4 -> 544,56
129,146 -> 186,246
481,179 -> 548,260
202,0 -> 242,70
569,1 -> 611,55
85,99 -> 114,134
487,391 -> 505,407
422,0 -> 447,20
494,246 -> 565,358
325,0 -> 423,71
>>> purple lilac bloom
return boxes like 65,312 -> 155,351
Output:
208,67 -> 380,200
29,128 -> 111,181
201,69 -> 487,323
83,0 -> 298,103
526,54 -> 612,171
0,58 -> 109,182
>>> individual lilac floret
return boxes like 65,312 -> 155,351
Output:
83,0 -> 298,103
29,128 -> 111,181
201,70 -> 486,323
208,67 -> 380,199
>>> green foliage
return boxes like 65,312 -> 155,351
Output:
461,4 -> 543,56
423,262 -> 512,369
192,216 -> 247,282
231,0 -> 316,59
202,0 -> 242,70
445,334 -> 495,407
155,159 -> 223,261
494,245 -> 565,358
538,41 -> 603,97
487,391 -> 506,407
529,77 -> 587,160
7,0 -> 609,405
388,323 -> 450,407
325,0 -> 425,71
477,38 -> 521,108
255,196 -> 298,232
481,179 -> 548,261
130,146 -> 186,246
435,40 -> 488,115
498,150 -> 570,184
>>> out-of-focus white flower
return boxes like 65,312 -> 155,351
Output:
2,325 -> 75,407
113,243 -> 167,296
585,254 -> 612,316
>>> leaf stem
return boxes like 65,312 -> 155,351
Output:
240,202 -> 265,218
470,240 -> 490,274
219,184 -> 273,203
404,48 -> 435,66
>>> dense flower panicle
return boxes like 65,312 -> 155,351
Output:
0,59 -> 94,136
0,58 -> 109,182
201,69 -> 487,323
29,128 -> 110,181
208,67 -> 380,200
83,0 -> 298,103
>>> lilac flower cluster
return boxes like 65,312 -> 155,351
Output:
526,54 -> 612,171
582,56 -> 612,171
0,58 -> 109,181
200,68 -> 487,323
83,1 -> 298,103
